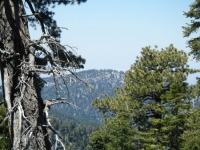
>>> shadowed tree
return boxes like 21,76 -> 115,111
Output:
0,0 -> 87,149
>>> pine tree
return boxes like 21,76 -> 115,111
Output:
0,0 -> 87,149
182,1 -> 200,148
183,0 -> 200,60
89,45 -> 196,149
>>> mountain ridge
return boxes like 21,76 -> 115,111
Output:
41,69 -> 125,123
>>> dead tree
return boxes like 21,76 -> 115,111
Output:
0,0 -> 87,149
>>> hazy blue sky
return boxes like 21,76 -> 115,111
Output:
29,0 -> 199,84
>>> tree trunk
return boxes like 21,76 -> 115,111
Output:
0,0 -> 52,149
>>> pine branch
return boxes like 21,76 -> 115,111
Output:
25,0 -> 46,34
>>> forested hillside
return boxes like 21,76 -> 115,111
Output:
49,117 -> 98,150
41,69 -> 124,149
42,69 -> 124,123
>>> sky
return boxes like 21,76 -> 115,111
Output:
29,0 -> 199,84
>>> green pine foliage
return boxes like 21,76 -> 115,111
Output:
89,113 -> 139,150
183,0 -> 200,60
50,116 -> 98,150
145,82 -> 191,149
0,104 -> 11,150
89,45 -> 197,150
180,80 -> 200,150
180,107 -> 200,150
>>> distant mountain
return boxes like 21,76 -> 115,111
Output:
41,69 -> 125,123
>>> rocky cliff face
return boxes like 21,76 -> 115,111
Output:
41,69 -> 125,123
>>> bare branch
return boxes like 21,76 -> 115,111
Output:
50,25 -> 68,30
43,98 -> 74,108
42,99 -> 66,149
44,99 -> 74,108
68,70 -> 95,91
55,134 -> 66,150
20,13 -> 39,17
0,49 -> 20,59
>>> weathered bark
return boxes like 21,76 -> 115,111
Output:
0,0 -> 52,149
